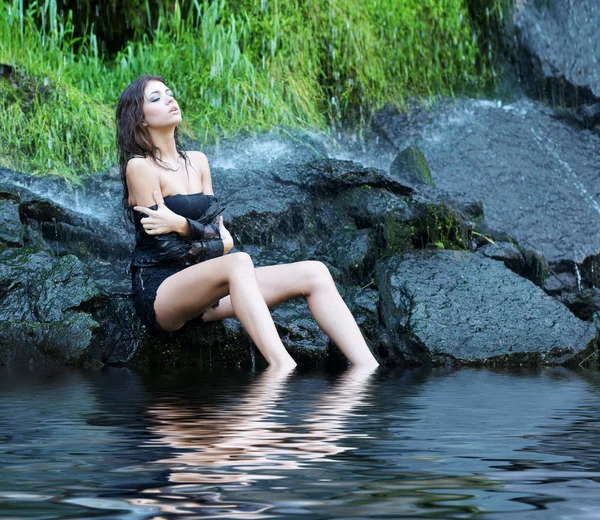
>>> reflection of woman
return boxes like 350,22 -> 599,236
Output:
145,365 -> 377,485
116,74 -> 378,370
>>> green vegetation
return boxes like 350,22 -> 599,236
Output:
0,0 -> 503,180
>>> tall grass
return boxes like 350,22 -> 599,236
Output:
0,0 -> 501,180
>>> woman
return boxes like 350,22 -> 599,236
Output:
116,74 -> 378,371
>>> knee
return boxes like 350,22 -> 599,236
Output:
305,260 -> 334,291
228,251 -> 255,275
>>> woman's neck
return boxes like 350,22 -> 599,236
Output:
148,128 -> 180,162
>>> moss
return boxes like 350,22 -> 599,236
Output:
390,146 -> 434,187
411,203 -> 472,250
383,211 -> 415,254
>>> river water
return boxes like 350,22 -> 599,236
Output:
1,366 -> 599,519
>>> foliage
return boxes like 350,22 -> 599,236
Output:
0,0 -> 503,179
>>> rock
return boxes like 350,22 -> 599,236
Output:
389,146 -> 434,187
376,250 -> 596,367
510,0 -> 600,106
272,300 -> 330,367
274,159 -> 413,197
372,98 -> 600,265
480,241 -> 548,287
0,249 -> 100,367
559,288 -> 600,322
127,318 -> 254,370
0,194 -> 23,247
344,286 -> 381,360
319,227 -> 374,284
544,270 -> 579,295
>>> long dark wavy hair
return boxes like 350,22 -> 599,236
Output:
115,74 -> 188,219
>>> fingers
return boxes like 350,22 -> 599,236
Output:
133,206 -> 156,216
153,190 -> 165,207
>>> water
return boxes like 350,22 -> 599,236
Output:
1,366 -> 599,519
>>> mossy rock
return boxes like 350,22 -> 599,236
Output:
390,146 -> 434,188
411,202 -> 472,250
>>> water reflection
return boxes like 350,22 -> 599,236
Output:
2,367 -> 600,519
129,366 -> 377,517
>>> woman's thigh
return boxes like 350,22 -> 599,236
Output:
202,261 -> 325,322
153,253 -> 247,331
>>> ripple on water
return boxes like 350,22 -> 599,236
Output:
0,366 -> 599,519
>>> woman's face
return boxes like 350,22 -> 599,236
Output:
142,80 -> 181,129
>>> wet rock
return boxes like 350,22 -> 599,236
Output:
553,102 -> 600,131
376,250 -> 596,367
319,228 -> 373,284
127,318 -> 254,370
510,0 -> 600,107
544,270 -> 579,295
373,98 -> 600,265
274,159 -> 413,197
578,253 -> 600,289
334,186 -> 411,230
559,288 -> 600,322
0,249 -> 100,367
345,286 -> 381,356
0,169 -> 132,262
0,194 -> 23,247
390,146 -> 434,188
480,241 -> 548,287
408,201 -> 472,251
272,300 -> 330,367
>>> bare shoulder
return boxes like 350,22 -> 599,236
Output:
187,151 -> 210,171
126,157 -> 161,207
126,156 -> 157,178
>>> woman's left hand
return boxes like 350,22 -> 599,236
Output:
133,191 -> 187,235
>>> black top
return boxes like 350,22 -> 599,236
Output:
133,192 -> 210,234
130,192 -> 225,269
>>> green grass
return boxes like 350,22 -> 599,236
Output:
0,0 -> 502,180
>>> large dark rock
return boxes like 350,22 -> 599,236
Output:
369,98 -> 600,266
510,0 -> 600,109
376,250 -> 596,367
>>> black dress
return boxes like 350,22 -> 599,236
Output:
130,192 -> 225,331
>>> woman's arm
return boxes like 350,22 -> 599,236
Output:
189,151 -> 234,253
128,158 -> 188,235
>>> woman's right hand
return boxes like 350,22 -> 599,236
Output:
219,216 -> 234,254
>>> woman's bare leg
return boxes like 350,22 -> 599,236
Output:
153,252 -> 296,369
203,261 -> 378,367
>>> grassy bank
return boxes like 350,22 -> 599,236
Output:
0,0 -> 501,180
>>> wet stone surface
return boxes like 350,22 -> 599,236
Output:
511,0 -> 600,104
371,98 -> 600,265
376,250 -> 596,366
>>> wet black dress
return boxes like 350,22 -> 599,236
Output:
130,192 -> 225,331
